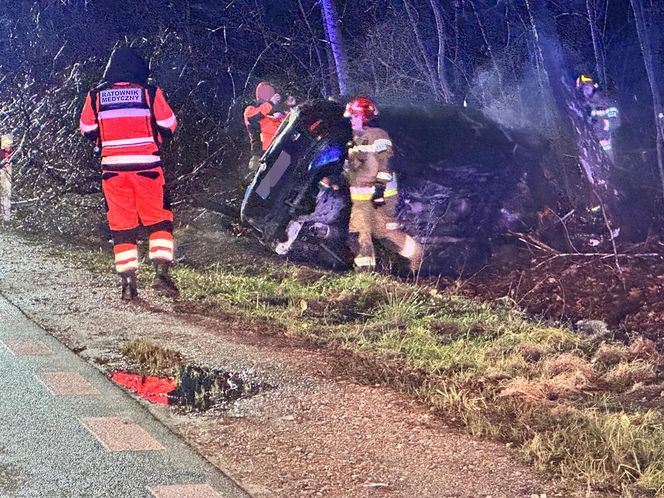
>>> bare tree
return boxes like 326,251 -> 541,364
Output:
297,0 -> 330,97
468,0 -> 506,102
428,0 -> 453,102
402,0 -> 450,103
630,0 -> 664,198
354,14 -> 445,100
586,0 -> 607,86
320,0 -> 349,95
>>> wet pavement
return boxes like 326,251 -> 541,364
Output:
0,292 -> 248,498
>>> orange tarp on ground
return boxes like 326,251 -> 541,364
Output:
111,371 -> 176,405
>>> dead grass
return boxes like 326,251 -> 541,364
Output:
604,361 -> 658,391
542,353 -> 596,380
521,408 -> 664,489
120,339 -> 183,377
594,343 -> 631,367
629,338 -> 661,364
171,259 -> 664,492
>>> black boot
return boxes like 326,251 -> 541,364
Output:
120,270 -> 138,301
152,262 -> 180,298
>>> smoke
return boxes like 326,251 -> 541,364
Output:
469,63 -> 557,134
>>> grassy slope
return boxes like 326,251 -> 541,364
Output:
68,226 -> 664,495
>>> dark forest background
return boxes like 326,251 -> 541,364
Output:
0,0 -> 662,238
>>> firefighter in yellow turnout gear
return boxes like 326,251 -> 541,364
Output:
576,74 -> 620,162
344,97 -> 422,272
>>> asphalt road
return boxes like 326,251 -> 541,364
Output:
0,292 -> 249,498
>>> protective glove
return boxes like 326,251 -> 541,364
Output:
372,184 -> 386,208
270,93 -> 282,106
318,176 -> 339,190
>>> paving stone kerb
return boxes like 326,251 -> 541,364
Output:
0,293 -> 248,498
3,338 -> 54,356
149,483 -> 225,498
37,371 -> 101,396
82,416 -> 166,452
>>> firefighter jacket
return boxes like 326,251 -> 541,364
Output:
586,92 -> 620,136
244,100 -> 284,155
345,126 -> 398,202
79,82 -> 178,171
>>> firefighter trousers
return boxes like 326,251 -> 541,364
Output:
0,165 -> 11,223
348,199 -> 422,272
597,131 -> 615,162
101,167 -> 174,274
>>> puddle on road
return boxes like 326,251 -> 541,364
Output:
111,365 -> 270,412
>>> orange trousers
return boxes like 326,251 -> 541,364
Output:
101,167 -> 174,273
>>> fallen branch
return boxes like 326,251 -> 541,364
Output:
596,197 -> 623,280
510,231 -> 558,253
546,252 -> 661,258
12,197 -> 41,206
533,251 -> 662,270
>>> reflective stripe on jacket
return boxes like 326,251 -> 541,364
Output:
79,82 -> 177,170
349,180 -> 399,201
345,126 -> 397,194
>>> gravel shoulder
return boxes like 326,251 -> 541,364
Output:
0,229 -> 577,497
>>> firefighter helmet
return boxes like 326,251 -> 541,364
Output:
576,74 -> 599,90
344,97 -> 379,124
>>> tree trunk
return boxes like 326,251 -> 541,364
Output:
630,0 -> 664,198
451,0 -> 463,102
320,0 -> 349,95
428,0 -> 453,102
469,0 -> 506,102
402,0 -> 443,102
297,0 -> 329,97
586,0 -> 607,87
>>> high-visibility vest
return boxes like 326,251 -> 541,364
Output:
244,100 -> 284,154
80,82 -> 177,171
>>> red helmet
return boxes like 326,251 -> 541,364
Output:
344,97 -> 379,124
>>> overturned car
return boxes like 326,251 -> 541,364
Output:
241,100 -> 537,275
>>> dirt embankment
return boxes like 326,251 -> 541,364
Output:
0,229 -> 570,498
455,241 -> 664,347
